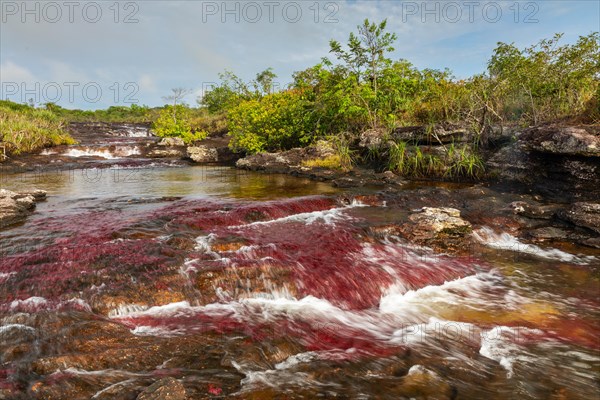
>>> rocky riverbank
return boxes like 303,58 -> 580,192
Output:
0,189 -> 46,228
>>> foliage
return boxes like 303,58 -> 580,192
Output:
483,32 -> 599,125
200,68 -> 277,114
0,100 -> 75,157
153,105 -> 207,144
383,140 -> 484,180
47,103 -> 160,123
227,89 -> 315,153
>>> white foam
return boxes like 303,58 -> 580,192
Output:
0,272 -> 16,281
0,323 -> 35,335
10,296 -> 48,310
63,146 -> 141,159
473,227 -> 596,264
107,303 -> 149,318
479,326 -> 542,378
236,201 -> 367,228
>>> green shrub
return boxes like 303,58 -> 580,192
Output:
0,101 -> 75,157
228,89 -> 315,154
153,105 -> 207,144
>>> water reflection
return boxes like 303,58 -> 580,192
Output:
0,165 -> 339,200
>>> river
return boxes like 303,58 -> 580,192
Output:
0,127 -> 598,399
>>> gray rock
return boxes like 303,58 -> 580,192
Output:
486,142 -> 534,183
393,122 -> 469,145
147,149 -> 186,158
528,227 -> 570,241
187,146 -> 219,163
0,189 -> 46,228
520,125 -> 600,156
157,137 -> 185,146
509,201 -> 560,220
359,128 -> 388,148
559,202 -> 600,234
136,377 -> 186,400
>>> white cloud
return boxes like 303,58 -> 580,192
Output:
0,61 -> 36,84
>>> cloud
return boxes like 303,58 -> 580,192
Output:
1,0 -> 597,109
0,61 -> 36,84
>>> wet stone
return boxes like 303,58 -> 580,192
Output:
136,377 -> 186,400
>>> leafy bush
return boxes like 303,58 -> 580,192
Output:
228,89 -> 315,153
0,100 -> 75,157
153,105 -> 207,144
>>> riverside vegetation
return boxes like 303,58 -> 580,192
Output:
2,20 -> 598,181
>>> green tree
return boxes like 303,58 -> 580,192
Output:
329,19 -> 397,95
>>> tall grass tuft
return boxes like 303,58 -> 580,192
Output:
0,101 -> 75,158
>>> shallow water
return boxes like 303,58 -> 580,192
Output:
0,147 -> 599,399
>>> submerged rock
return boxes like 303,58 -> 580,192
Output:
137,377 -> 186,400
0,189 -> 46,228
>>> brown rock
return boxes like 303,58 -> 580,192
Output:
399,207 -> 472,251
560,202 -> 600,233
137,377 -> 186,400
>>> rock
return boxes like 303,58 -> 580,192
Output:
486,142 -> 535,183
399,207 -> 472,251
509,201 -> 560,220
580,237 -> 600,249
359,127 -> 388,148
0,189 -> 46,228
520,125 -> 600,156
187,146 -> 219,163
393,122 -> 469,145
137,377 -> 186,400
195,263 -> 296,304
559,202 -> 600,233
399,365 -> 453,399
147,148 -> 186,158
157,137 -> 185,146
527,227 -> 570,241
486,139 -> 600,202
236,142 -> 337,173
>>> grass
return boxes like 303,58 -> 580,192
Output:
384,139 -> 485,180
302,154 -> 344,169
0,101 -> 75,158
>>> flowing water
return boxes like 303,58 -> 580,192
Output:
0,130 -> 599,399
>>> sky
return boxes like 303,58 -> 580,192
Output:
1,0 -> 598,109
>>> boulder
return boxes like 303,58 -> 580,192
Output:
187,146 -> 219,163
520,125 -> 600,157
486,139 -> 600,202
359,128 -> 388,148
147,148 -> 186,158
0,189 -> 46,228
393,122 -> 469,145
559,202 -> 600,234
399,365 -> 453,399
137,378 -> 186,400
398,207 -> 472,251
157,137 -> 185,147
236,141 -> 337,172
509,201 -> 560,220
